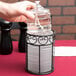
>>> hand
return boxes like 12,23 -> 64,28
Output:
0,1 -> 35,22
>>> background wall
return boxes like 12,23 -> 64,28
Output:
0,0 -> 76,40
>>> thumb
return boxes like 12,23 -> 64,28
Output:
22,10 -> 35,20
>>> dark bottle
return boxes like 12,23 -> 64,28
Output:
18,22 -> 27,53
0,20 -> 13,55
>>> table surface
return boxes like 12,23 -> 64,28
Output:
0,40 -> 76,76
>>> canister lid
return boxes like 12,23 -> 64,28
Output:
31,1 -> 51,15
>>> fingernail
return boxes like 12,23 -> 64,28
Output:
32,14 -> 35,20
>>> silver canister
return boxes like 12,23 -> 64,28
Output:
26,1 -> 55,75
